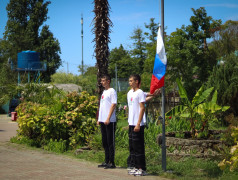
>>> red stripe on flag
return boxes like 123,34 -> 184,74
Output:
150,74 -> 164,94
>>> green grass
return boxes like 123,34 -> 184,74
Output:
165,156 -> 238,180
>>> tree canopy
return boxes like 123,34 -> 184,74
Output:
166,7 -> 222,99
0,0 -> 61,83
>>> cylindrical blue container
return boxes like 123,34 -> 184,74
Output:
17,51 -> 40,71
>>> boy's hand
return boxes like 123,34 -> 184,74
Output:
104,118 -> 110,125
134,124 -> 140,132
97,121 -> 100,126
153,88 -> 161,96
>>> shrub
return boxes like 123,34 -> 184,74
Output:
43,139 -> 68,153
219,126 -> 238,171
166,78 -> 229,138
16,91 -> 98,150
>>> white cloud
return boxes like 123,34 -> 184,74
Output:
205,3 -> 238,8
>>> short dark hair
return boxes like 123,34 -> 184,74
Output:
129,74 -> 141,85
101,74 -> 111,82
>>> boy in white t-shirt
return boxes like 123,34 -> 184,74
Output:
127,88 -> 160,171
127,74 -> 147,176
97,74 -> 117,169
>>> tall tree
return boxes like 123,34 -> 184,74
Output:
141,18 -> 159,91
3,0 -> 50,61
187,7 -> 221,49
1,0 -> 61,83
37,25 -> 61,82
108,44 -> 137,79
210,20 -> 238,57
130,27 -> 147,72
93,0 -> 113,97
166,7 -> 221,99
206,53 -> 238,116
144,18 -> 159,44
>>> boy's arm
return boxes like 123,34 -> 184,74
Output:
145,88 -> 161,102
96,101 -> 100,125
104,103 -> 116,125
134,102 -> 145,132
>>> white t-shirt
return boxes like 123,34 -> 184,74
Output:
127,89 -> 146,126
98,88 -> 117,123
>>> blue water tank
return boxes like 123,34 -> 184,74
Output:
17,51 -> 41,71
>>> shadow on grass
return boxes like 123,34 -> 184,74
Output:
202,166 -> 223,178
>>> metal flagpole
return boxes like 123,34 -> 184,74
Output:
161,0 -> 166,172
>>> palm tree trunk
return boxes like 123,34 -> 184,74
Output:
93,0 -> 113,98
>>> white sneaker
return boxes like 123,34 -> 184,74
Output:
127,167 -> 134,171
128,168 -> 138,175
134,168 -> 147,176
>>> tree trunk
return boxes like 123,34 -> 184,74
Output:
93,0 -> 113,98
190,118 -> 196,138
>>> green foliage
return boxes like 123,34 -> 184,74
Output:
78,66 -> 97,95
117,91 -> 127,105
206,53 -> 238,116
108,44 -> 138,79
37,25 -> 62,82
140,40 -> 156,91
141,72 -> 152,92
15,91 -> 98,150
1,0 -> 61,83
88,129 -> 102,150
51,67 -> 97,95
219,126 -> 238,172
0,61 -> 18,105
166,78 -> 219,137
0,82 -> 18,106
222,114 -> 238,146
196,90 -> 230,132
10,135 -> 41,147
19,83 -> 65,105
43,139 -> 68,153
115,127 -> 128,149
210,20 -> 238,57
51,71 -> 80,84
77,74 -> 97,95
108,18 -> 158,83
130,27 -> 147,72
166,116 -> 191,133
166,7 -> 221,99
144,18 -> 159,44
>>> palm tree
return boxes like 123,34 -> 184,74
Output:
93,0 -> 113,98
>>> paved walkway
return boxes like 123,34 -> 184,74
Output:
0,115 -> 169,180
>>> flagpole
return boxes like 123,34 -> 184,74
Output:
161,0 -> 166,172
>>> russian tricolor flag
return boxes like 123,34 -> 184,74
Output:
150,26 -> 167,94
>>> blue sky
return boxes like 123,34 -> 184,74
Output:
1,0 -> 238,75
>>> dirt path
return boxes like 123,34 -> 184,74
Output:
0,115 -> 169,180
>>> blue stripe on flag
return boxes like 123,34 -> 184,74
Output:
153,53 -> 166,80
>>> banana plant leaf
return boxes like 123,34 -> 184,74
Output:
196,89 -> 230,115
166,105 -> 186,116
192,87 -> 214,107
176,78 -> 190,106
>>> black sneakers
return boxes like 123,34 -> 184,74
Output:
98,162 -> 108,168
104,163 -> 116,169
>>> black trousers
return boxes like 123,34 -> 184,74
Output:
127,125 -> 146,170
100,122 -> 116,164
